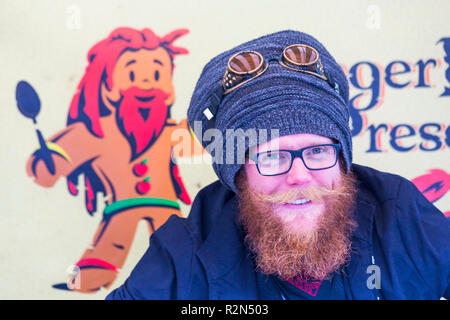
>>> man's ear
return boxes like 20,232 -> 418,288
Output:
101,82 -> 120,110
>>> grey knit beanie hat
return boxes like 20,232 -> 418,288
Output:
187,30 -> 352,193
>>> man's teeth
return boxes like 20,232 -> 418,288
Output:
288,198 -> 311,205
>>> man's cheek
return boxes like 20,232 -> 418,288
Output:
318,169 -> 342,190
331,173 -> 344,189
244,165 -> 263,191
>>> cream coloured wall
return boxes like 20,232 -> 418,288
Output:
0,0 -> 448,299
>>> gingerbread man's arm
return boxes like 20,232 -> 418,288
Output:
26,122 -> 102,187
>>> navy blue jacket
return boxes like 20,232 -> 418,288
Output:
106,164 -> 450,300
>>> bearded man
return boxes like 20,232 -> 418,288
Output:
107,30 -> 450,299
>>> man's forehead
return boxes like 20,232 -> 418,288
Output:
249,133 -> 334,153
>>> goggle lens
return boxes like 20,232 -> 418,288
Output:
229,51 -> 263,74
283,45 -> 318,66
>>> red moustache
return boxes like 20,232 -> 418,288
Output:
116,86 -> 170,160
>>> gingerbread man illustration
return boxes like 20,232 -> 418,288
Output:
25,27 -> 202,293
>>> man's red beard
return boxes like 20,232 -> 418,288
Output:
235,167 -> 358,281
116,86 -> 169,160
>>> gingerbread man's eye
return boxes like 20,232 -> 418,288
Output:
129,71 -> 135,82
154,70 -> 160,81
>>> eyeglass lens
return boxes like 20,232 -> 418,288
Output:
257,145 -> 337,175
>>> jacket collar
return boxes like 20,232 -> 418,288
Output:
346,186 -> 376,276
196,195 -> 247,280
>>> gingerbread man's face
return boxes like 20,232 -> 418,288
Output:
104,47 -> 175,107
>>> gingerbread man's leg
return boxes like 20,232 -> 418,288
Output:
71,206 -> 181,293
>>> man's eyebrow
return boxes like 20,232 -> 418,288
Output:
153,59 -> 163,66
125,59 -> 136,67
280,142 -> 329,150
257,141 -> 331,152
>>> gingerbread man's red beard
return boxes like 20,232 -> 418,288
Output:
116,86 -> 170,160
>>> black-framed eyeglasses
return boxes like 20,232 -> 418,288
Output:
248,143 -> 341,176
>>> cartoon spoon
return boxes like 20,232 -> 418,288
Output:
16,80 -> 55,175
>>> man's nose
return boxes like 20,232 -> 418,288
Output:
285,157 -> 312,185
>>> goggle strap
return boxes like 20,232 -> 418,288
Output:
204,87 -> 224,129
325,71 -> 343,99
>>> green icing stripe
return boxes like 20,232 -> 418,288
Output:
104,197 -> 180,216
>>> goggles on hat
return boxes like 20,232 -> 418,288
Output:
222,44 -> 329,94
202,44 -> 343,128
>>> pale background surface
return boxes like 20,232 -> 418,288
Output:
0,0 -> 449,299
